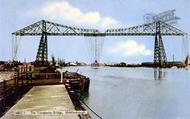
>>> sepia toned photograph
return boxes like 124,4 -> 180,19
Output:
0,0 -> 190,119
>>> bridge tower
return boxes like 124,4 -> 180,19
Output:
36,20 -> 48,66
12,20 -> 186,68
154,21 -> 167,67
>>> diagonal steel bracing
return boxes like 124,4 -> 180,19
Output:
12,20 -> 100,36
12,20 -> 187,67
35,20 -> 48,66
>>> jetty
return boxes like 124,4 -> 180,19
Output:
1,85 -> 90,119
0,65 -> 90,118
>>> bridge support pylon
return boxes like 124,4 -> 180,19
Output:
35,20 -> 48,66
154,21 -> 167,67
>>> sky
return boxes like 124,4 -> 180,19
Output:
0,0 -> 190,63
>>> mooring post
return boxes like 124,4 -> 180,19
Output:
14,69 -> 17,89
21,67 -> 23,86
60,71 -> 63,83
3,80 -> 6,111
56,68 -> 64,83
29,66 -> 32,86
16,68 -> 19,88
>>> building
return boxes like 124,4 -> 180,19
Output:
185,55 -> 190,66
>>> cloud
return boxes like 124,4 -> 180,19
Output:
30,1 -> 119,29
107,40 -> 152,56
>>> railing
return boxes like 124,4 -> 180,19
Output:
32,73 -> 60,79
0,68 -> 90,117
0,70 -> 32,116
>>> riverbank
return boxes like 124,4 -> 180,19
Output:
106,61 -> 186,68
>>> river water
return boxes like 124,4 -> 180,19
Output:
64,66 -> 190,119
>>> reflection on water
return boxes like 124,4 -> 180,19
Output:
65,66 -> 190,119
154,68 -> 166,80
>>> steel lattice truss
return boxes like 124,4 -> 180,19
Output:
12,19 -> 188,67
12,20 -> 186,36
12,20 -> 100,36
105,21 -> 186,36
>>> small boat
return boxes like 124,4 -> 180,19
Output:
171,66 -> 178,69
91,60 -> 100,69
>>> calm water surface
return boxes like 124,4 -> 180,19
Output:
65,66 -> 190,119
